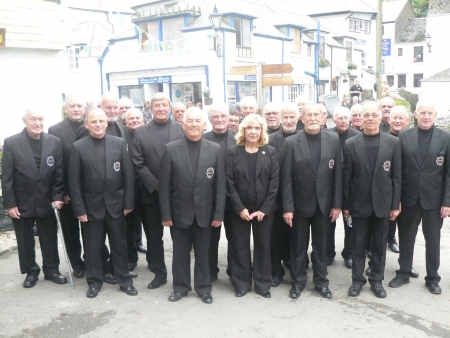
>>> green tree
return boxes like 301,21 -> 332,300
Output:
409,0 -> 430,17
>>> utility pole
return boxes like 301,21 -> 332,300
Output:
256,62 -> 265,114
376,0 -> 383,99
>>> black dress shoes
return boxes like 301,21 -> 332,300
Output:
23,274 -> 38,288
201,293 -> 213,304
210,274 -> 218,282
271,276 -> 281,287
87,287 -> 101,298
235,290 -> 247,297
425,282 -> 441,295
128,271 -> 138,278
388,277 -> 409,288
256,290 -> 271,298
326,257 -> 335,266
148,276 -> 167,289
103,273 -> 117,285
410,268 -> 419,278
44,273 -> 67,284
137,245 -> 147,254
345,258 -> 353,269
348,282 -> 362,297
314,286 -> 332,298
365,266 -> 372,276
169,291 -> 188,302
388,242 -> 400,253
128,262 -> 137,271
120,285 -> 138,296
289,285 -> 304,298
73,269 -> 85,278
370,283 -> 386,298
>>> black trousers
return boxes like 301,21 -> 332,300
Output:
271,210 -> 290,279
326,220 -> 336,260
141,203 -> 167,278
351,213 -> 388,285
209,211 -> 232,276
59,203 -> 85,270
396,200 -> 442,283
12,215 -> 60,276
125,204 -> 143,264
229,212 -> 273,293
82,212 -> 132,289
290,205 -> 329,288
133,208 -> 143,246
171,219 -> 211,296
341,218 -> 353,260
388,220 -> 397,244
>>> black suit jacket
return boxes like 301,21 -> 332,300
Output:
380,120 -> 390,133
329,126 -> 360,140
76,120 -> 127,141
48,117 -> 80,195
226,144 -> 279,215
281,130 -> 343,217
343,132 -> 401,218
2,129 -> 64,217
159,137 -> 226,228
69,134 -> 135,221
399,126 -> 450,210
132,119 -> 185,204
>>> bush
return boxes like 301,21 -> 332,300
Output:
398,89 -> 419,112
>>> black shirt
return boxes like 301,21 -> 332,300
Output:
68,119 -> 84,136
305,131 -> 321,174
106,121 -> 121,137
92,136 -> 106,181
282,130 -> 296,139
297,120 -> 305,131
338,129 -> 349,151
213,130 -> 228,165
186,137 -> 201,178
246,151 -> 258,211
363,133 -> 380,175
418,125 -> 434,166
155,119 -> 170,151
350,84 -> 362,98
26,132 -> 43,173
268,124 -> 282,135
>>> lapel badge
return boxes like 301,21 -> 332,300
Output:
383,161 -> 391,171
206,167 -> 215,179
262,151 -> 265,154
47,156 -> 54,167
113,161 -> 121,172
329,159 -> 334,169
436,156 -> 444,166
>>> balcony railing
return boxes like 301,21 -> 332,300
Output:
237,46 -> 251,58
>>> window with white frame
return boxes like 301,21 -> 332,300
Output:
288,86 -> 298,102
235,17 -> 251,46
346,41 -> 352,61
361,52 -> 366,66
318,84 -> 325,96
349,18 -> 371,34
290,28 -> 301,53
162,17 -> 184,48
140,22 -> 159,51
68,46 -> 83,70
299,85 -> 305,96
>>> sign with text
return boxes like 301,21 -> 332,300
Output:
262,76 -> 294,87
382,39 -> 391,56
262,63 -> 293,74
244,75 -> 257,80
138,76 -> 172,84
230,65 -> 257,75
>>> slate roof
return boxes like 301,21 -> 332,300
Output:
383,0 -> 410,22
422,68 -> 450,82
396,18 -> 426,43
428,0 -> 450,15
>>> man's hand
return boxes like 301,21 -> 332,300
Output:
63,195 -> 70,205
211,220 -> 222,227
343,210 -> 350,222
52,201 -> 64,210
78,214 -> 88,222
283,212 -> 294,227
8,207 -> 20,219
330,208 -> 341,223
124,209 -> 133,216
440,206 -> 450,218
389,209 -> 400,221
239,209 -> 253,221
249,211 -> 265,222
162,220 -> 173,227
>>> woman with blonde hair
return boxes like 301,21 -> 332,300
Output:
226,114 -> 279,298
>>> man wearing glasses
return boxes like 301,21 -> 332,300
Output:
228,108 -> 241,131
263,102 -> 282,135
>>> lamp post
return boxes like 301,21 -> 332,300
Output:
425,33 -> 432,53
209,5 -> 223,57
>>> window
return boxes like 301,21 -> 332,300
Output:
68,46 -> 83,70
318,84 -> 325,96
235,18 -> 251,47
349,18 -> 371,34
365,21 -> 371,34
307,44 -> 312,56
387,75 -> 394,86
162,18 -> 184,48
291,28 -> 301,53
140,22 -> 159,51
398,74 -> 406,88
398,48 -> 403,56
288,86 -> 298,102
299,85 -> 305,96
414,46 -> 423,62
414,74 -> 423,87
346,41 -> 352,61
349,79 -> 355,87
361,52 -> 366,66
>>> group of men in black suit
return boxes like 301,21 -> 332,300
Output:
3,92 -> 448,302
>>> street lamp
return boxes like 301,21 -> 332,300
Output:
209,5 -> 223,57
425,32 -> 432,52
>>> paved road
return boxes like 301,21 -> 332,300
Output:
1,216 -> 450,338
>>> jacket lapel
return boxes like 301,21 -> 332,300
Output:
105,135 -> 115,182
299,132 -> 315,173
178,138 -> 194,180
373,133 -> 388,177
237,145 -> 249,181
227,130 -> 235,146
169,120 -> 179,142
409,128 -> 421,166
148,122 -> 164,158
84,136 -> 103,182
317,131 -> 329,175
255,146 -> 267,178
38,134 -> 51,179
194,139 -> 209,183
355,133 -> 372,175
19,129 -> 38,177
61,118 -> 76,142
422,127 -> 441,167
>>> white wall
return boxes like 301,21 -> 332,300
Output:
0,49 -> 64,144
421,82 -> 450,117
425,14 -> 450,78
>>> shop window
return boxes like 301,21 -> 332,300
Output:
414,74 -> 423,87
171,82 -> 202,105
120,86 -> 144,107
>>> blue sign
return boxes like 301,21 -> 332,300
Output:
138,76 -> 172,84
382,39 -> 391,56
244,75 -> 256,80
